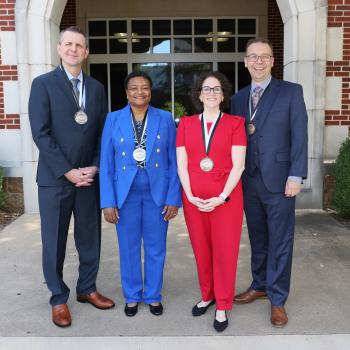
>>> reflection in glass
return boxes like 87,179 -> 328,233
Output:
218,62 -> 235,95
194,19 -> 212,35
89,39 -> 107,54
110,64 -> 128,111
110,39 -> 127,54
238,19 -> 256,34
238,62 -> 251,90
109,20 -> 127,36
88,21 -> 107,36
89,64 -> 108,97
132,63 -> 171,110
174,20 -> 192,35
153,20 -> 171,35
132,20 -> 150,36
132,38 -> 151,53
195,38 -> 212,53
174,38 -> 192,53
218,37 -> 235,53
218,19 -> 235,34
153,38 -> 171,54
238,36 -> 254,52
174,62 -> 212,115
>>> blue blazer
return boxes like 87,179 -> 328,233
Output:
231,78 -> 308,193
29,67 -> 108,186
100,105 -> 182,209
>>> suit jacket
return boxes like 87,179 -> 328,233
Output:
230,78 -> 308,193
99,105 -> 182,209
28,67 -> 108,186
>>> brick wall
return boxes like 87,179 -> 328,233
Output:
326,0 -> 350,134
268,0 -> 284,80
0,0 -> 19,130
60,0 -> 77,30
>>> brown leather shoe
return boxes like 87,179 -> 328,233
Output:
52,304 -> 71,328
270,306 -> 288,327
77,291 -> 115,310
234,289 -> 268,304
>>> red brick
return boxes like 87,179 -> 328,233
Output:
341,121 -> 350,125
326,121 -> 341,125
326,110 -> 341,114
333,116 -> 349,120
6,125 -> 20,129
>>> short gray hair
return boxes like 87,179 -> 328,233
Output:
59,26 -> 88,48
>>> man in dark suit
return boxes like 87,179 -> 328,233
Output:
28,26 -> 114,328
231,38 -> 308,327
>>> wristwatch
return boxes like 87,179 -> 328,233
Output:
219,192 -> 230,203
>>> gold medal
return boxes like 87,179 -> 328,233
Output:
133,147 -> 146,162
248,123 -> 256,135
200,157 -> 214,172
74,110 -> 88,125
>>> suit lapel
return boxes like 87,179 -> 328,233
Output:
54,67 -> 78,108
146,106 -> 160,162
256,78 -> 281,129
118,105 -> 135,148
82,73 -> 91,132
242,85 -> 251,124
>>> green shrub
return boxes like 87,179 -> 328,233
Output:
163,101 -> 187,119
0,167 -> 6,208
332,137 -> 350,218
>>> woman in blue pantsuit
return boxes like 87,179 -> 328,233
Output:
100,71 -> 181,317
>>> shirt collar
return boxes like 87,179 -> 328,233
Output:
251,75 -> 272,93
65,68 -> 83,83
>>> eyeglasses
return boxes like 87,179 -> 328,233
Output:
246,54 -> 273,62
201,86 -> 223,94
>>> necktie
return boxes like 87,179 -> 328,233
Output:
251,86 -> 264,110
71,78 -> 80,102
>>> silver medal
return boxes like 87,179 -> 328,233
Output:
133,147 -> 146,162
200,157 -> 214,172
74,110 -> 88,125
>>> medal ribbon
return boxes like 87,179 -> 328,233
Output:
201,111 -> 222,156
131,109 -> 148,146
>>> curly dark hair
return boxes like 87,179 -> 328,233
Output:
191,71 -> 232,112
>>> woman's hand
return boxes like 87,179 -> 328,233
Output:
188,196 -> 207,208
162,205 -> 178,221
103,207 -> 119,224
198,197 -> 224,212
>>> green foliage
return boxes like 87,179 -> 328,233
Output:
332,137 -> 350,218
0,167 -> 6,208
163,101 -> 187,119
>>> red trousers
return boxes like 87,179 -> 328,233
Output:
183,172 -> 243,310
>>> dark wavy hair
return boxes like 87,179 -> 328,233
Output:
191,71 -> 232,112
124,71 -> 153,89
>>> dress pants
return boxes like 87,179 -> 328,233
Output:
116,169 -> 168,304
38,184 -> 101,305
243,170 -> 296,306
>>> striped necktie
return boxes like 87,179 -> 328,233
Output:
71,78 -> 80,102
251,86 -> 264,110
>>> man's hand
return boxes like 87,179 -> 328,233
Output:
64,168 -> 85,184
75,166 -> 98,187
285,179 -> 301,197
162,205 -> 178,221
103,207 -> 119,224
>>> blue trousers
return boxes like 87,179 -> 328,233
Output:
116,169 -> 168,304
243,170 -> 295,306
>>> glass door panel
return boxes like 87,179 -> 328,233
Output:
174,62 -> 212,116
110,63 -> 128,111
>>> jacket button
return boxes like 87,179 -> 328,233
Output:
157,134 -> 160,139
155,163 -> 159,167
121,138 -> 124,143
122,166 -> 126,170
122,152 -> 126,156
157,148 -> 160,153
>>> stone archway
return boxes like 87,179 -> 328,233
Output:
16,0 -> 327,212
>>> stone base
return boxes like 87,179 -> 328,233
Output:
1,177 -> 24,212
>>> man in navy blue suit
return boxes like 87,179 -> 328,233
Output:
28,26 -> 114,328
231,38 -> 308,327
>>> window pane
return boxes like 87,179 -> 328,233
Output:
194,38 -> 212,53
238,19 -> 256,34
109,20 -> 127,36
88,21 -> 106,36
153,20 -> 171,35
238,61 -> 251,90
132,20 -> 150,36
110,39 -> 127,54
89,64 -> 108,97
218,19 -> 235,35
194,19 -> 212,35
174,62 -> 213,115
174,38 -> 192,53
238,36 -> 254,52
132,38 -> 151,53
89,39 -> 107,54
133,63 -> 171,110
110,64 -> 128,111
153,38 -> 171,54
218,37 -> 235,53
174,20 -> 192,35
218,62 -> 235,95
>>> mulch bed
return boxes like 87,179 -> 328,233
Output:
0,209 -> 23,231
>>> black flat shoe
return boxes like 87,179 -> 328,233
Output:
149,303 -> 163,316
124,303 -> 138,317
192,299 -> 216,317
213,310 -> 228,333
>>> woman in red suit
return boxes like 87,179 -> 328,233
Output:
176,72 -> 246,332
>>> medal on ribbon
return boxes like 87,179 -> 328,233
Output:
131,109 -> 148,163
